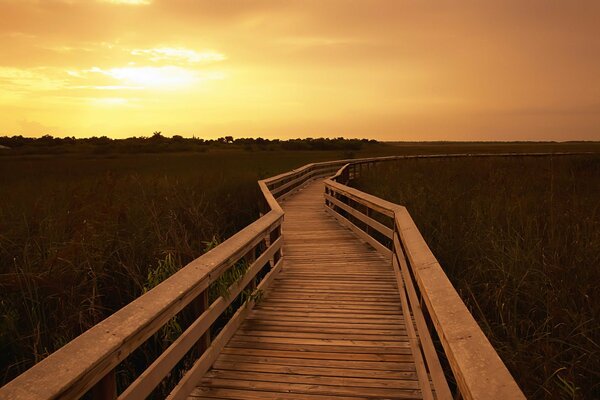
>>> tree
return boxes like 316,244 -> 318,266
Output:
152,131 -> 163,140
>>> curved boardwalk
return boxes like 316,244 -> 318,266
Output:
190,180 -> 424,399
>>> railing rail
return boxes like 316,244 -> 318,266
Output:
3,152 -> 585,399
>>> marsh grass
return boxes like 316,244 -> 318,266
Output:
352,155 -> 600,399
1,145 -> 598,391
0,149 -> 376,385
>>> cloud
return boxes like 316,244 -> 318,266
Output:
88,97 -> 131,106
0,67 -> 67,92
98,0 -> 152,5
130,47 -> 226,64
18,119 -> 59,136
88,66 -> 224,88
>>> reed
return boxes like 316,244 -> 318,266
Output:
352,155 -> 600,399
0,149 -> 365,385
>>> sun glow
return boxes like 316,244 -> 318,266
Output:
101,0 -> 151,5
0,0 -> 598,139
89,66 -> 206,88
131,48 -> 226,64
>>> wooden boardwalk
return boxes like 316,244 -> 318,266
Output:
190,180 -> 423,399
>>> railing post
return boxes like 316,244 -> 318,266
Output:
91,369 -> 117,400
365,205 -> 372,237
190,289 -> 211,354
264,233 -> 274,272
189,289 -> 212,354
198,290 -> 211,352
271,224 -> 283,268
245,246 -> 257,292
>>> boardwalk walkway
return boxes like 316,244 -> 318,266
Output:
190,180 -> 423,399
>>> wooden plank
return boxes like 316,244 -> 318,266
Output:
243,319 -> 407,331
216,353 -> 417,371
190,386 -> 374,400
236,329 -> 408,341
203,369 -> 420,389
226,335 -> 411,348
211,360 -> 418,380
248,310 -> 406,320
196,377 -> 422,399
220,347 -> 414,363
225,340 -> 412,355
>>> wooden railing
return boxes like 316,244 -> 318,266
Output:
324,157 -> 529,400
0,160 -> 352,400
2,153 -> 575,399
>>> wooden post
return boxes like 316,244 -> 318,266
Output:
91,369 -> 116,400
264,233 -> 275,272
245,247 -> 257,292
198,291 -> 211,353
271,225 -> 283,267
188,289 -> 211,354
365,205 -> 372,238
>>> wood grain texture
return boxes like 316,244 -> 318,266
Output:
192,180 -> 427,399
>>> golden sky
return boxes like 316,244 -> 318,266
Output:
0,0 -> 599,140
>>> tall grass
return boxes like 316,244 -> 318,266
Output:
352,155 -> 600,399
1,145 -> 598,392
0,149 -> 376,385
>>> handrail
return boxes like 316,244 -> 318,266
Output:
2,151 -> 586,399
323,155 -> 540,400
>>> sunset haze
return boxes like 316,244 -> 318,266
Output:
1,0 -> 599,140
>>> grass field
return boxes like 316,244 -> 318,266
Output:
1,142 -> 598,394
352,154 -> 600,399
1,146 -> 404,385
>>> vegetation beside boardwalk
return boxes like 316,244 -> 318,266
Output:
0,141 -> 598,394
352,155 -> 600,400
0,145 -> 395,387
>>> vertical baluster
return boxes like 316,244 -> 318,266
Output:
365,205 -> 372,238
244,246 -> 257,292
198,290 -> 211,353
264,232 -> 273,272
91,369 -> 117,400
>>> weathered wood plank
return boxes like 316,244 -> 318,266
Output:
192,179 -> 422,399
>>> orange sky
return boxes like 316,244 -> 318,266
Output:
0,0 -> 599,141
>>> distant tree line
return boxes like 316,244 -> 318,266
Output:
0,133 -> 379,155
